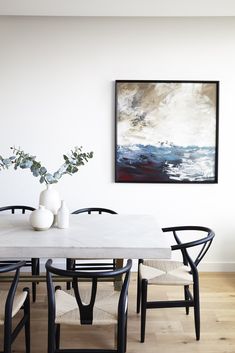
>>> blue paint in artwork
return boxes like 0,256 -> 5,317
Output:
116,144 -> 215,182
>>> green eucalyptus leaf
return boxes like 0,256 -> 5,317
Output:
71,166 -> 78,173
3,158 -> 11,165
32,169 -> 40,177
66,165 -> 72,173
39,167 -> 47,175
58,164 -> 67,174
53,172 -> 61,180
45,173 -> 54,183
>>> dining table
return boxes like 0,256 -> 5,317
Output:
0,213 -> 171,287
0,213 -> 171,259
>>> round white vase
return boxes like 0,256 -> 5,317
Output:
29,205 -> 54,231
39,184 -> 61,215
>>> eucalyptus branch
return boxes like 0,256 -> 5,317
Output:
0,155 -> 15,171
7,146 -> 93,184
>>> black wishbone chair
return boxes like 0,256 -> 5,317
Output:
46,258 -> 132,353
0,205 -> 40,302
0,261 -> 30,353
67,208 -> 123,290
136,226 -> 215,342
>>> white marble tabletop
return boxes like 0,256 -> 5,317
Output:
0,214 -> 171,259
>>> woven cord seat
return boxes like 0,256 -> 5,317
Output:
0,290 -> 27,325
140,260 -> 193,286
55,286 -> 120,325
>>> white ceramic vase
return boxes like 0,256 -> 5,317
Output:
57,200 -> 70,229
29,205 -> 54,231
39,184 -> 61,215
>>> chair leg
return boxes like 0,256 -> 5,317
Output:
141,279 -> 148,343
4,331 -> 12,353
48,318 -> 56,353
184,285 -> 190,315
114,259 -> 124,291
32,282 -> 37,303
117,310 -> 126,353
124,311 -> 128,353
55,324 -> 60,350
31,258 -> 39,302
23,288 -> 30,353
136,270 -> 142,313
66,259 -> 73,290
4,310 -> 12,353
193,283 -> 200,340
36,258 -> 40,276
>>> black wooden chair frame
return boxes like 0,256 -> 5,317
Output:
136,226 -> 215,342
0,205 -> 40,302
0,261 -> 30,353
46,258 -> 132,353
66,208 -> 121,290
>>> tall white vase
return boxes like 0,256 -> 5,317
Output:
57,200 -> 70,229
39,184 -> 61,215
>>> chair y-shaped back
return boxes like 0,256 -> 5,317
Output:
72,207 -> 117,215
0,205 -> 39,302
0,261 -> 30,353
0,205 -> 35,214
67,207 -> 122,290
46,258 -> 132,353
137,226 -> 214,342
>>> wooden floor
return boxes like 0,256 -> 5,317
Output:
0,272 -> 235,353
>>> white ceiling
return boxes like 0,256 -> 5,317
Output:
0,0 -> 235,17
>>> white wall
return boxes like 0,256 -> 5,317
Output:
0,16 -> 235,271
1,0 -> 235,16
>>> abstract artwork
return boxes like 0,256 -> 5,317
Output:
115,80 -> 219,183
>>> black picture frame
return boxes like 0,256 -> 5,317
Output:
115,80 -> 219,183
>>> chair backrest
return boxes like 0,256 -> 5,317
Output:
0,261 -> 26,316
72,207 -> 117,215
162,226 -> 215,269
46,259 -> 132,325
0,205 -> 35,214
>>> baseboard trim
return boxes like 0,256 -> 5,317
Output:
198,262 -> 235,272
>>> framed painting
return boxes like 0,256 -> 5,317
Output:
115,80 -> 219,183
